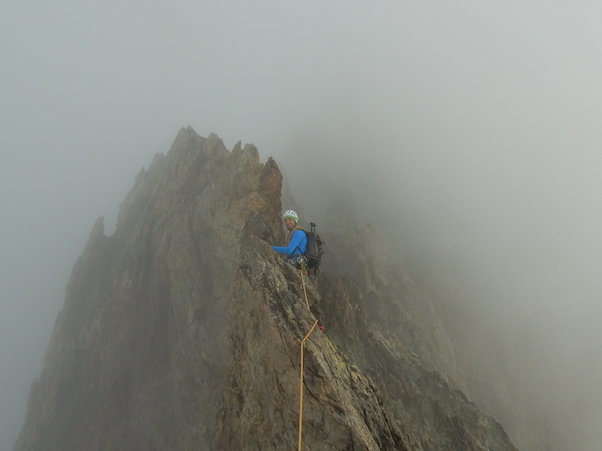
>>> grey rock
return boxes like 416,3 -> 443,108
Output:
13,127 -> 517,451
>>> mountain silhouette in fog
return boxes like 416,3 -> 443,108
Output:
13,128 -> 540,450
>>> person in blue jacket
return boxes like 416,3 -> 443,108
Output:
272,209 -> 324,331
272,209 -> 307,266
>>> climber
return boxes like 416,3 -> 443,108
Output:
272,209 -> 307,267
273,210 -> 325,333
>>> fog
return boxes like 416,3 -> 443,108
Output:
2,2 -> 602,449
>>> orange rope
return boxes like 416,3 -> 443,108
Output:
298,318 -> 319,451
299,266 -> 309,309
297,267 -> 318,451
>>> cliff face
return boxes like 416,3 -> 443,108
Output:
14,127 -> 517,450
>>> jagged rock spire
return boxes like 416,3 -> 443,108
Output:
13,128 -> 517,451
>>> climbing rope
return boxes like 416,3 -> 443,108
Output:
297,267 -> 318,451
298,319 -> 318,451
299,264 -> 309,309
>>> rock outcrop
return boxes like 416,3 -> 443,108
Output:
14,127 -> 517,450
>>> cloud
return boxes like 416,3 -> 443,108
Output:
2,1 -> 602,449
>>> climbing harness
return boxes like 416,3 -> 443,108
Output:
297,267 -> 318,451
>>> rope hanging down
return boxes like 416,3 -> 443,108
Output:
299,265 -> 310,309
297,266 -> 318,451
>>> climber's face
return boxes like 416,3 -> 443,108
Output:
284,218 -> 296,230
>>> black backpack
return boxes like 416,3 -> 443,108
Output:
304,222 -> 324,273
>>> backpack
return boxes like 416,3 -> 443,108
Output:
304,222 -> 324,273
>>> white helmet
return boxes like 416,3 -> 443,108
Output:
282,209 -> 299,223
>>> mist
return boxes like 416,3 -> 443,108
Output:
2,2 -> 602,449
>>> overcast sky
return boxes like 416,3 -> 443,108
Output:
2,2 -> 602,449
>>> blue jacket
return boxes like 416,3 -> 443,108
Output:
272,229 -> 307,259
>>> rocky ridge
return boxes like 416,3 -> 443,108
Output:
14,127 -> 517,450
